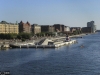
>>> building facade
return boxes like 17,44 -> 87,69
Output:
87,21 -> 96,33
19,21 -> 31,33
0,21 -> 19,34
64,26 -> 70,31
82,27 -> 92,33
53,24 -> 69,32
53,24 -> 63,32
31,24 -> 41,34
41,25 -> 55,32
70,27 -> 81,33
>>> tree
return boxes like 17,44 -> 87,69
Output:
17,33 -> 31,39
0,33 -> 17,39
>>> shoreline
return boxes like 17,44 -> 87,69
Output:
0,33 -> 92,49
0,33 -> 88,44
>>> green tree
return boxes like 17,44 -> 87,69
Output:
17,33 -> 31,39
0,33 -> 17,39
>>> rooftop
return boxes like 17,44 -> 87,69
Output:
0,21 -> 17,25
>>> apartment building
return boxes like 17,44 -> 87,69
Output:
0,21 -> 19,34
41,25 -> 54,32
19,21 -> 31,33
53,24 -> 69,32
82,27 -> 92,33
31,24 -> 41,34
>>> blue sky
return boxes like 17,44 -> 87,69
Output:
0,0 -> 100,29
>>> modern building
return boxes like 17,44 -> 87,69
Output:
41,25 -> 55,32
87,21 -> 96,33
82,27 -> 92,33
19,21 -> 31,33
31,24 -> 41,34
0,21 -> 19,34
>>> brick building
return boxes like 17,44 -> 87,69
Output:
19,21 -> 31,33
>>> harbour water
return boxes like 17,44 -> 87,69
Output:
0,32 -> 100,75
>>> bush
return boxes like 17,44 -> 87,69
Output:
0,33 -> 17,39
17,33 -> 31,39
21,38 -> 25,41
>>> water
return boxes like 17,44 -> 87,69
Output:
0,33 -> 100,75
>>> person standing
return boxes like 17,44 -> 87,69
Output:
66,35 -> 70,42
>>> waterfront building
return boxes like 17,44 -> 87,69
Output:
64,26 -> 70,31
31,24 -> 41,34
41,25 -> 54,32
61,25 -> 65,31
70,27 -> 81,32
87,21 -> 96,33
82,27 -> 92,33
62,26 -> 71,35
53,24 -> 63,32
0,21 -> 19,34
19,21 -> 31,33
53,24 -> 68,32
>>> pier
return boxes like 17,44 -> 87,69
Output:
9,38 -> 77,48
0,34 -> 85,49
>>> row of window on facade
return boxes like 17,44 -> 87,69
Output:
19,21 -> 96,34
0,21 -> 96,34
0,23 -> 19,34
19,21 -> 71,34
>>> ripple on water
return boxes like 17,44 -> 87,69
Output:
0,33 -> 100,75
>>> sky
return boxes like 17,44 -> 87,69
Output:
0,0 -> 100,29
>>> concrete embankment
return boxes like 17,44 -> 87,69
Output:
54,40 -> 76,48
9,40 -> 77,48
70,34 -> 87,38
50,34 -> 87,41
0,40 -> 76,49
0,44 -> 10,50
0,33 -> 88,49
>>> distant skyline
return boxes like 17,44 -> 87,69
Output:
0,0 -> 100,29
